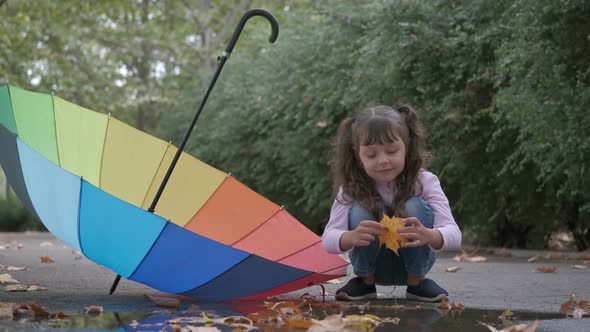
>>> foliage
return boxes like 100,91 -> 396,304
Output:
188,0 -> 590,249
0,0 -> 588,249
0,193 -> 44,232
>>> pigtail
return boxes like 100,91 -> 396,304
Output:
391,104 -> 431,216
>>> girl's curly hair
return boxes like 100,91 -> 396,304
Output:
331,105 -> 431,218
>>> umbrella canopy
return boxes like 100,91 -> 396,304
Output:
0,84 -> 347,301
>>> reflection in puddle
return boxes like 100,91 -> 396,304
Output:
0,300 -> 572,331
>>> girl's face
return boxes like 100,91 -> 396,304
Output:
358,136 -> 406,183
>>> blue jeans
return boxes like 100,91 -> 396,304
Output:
348,197 -> 437,285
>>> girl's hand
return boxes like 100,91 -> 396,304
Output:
339,220 -> 383,251
397,217 -> 443,249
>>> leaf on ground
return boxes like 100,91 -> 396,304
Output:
446,266 -> 461,272
146,294 -> 181,308
572,265 -> 587,269
285,316 -> 313,329
527,256 -> 539,262
536,265 -> 557,273
308,313 -> 346,332
7,266 -> 26,271
5,284 -> 46,292
83,305 -> 103,315
185,327 -> 222,332
325,278 -> 344,284
13,302 -> 49,319
499,309 -> 514,323
438,298 -> 465,316
378,215 -> 407,255
40,241 -> 54,247
453,253 -> 487,262
560,294 -> 590,318
480,320 -> 539,332
39,256 -> 55,263
497,248 -> 512,257
0,274 -> 18,285
5,284 -> 28,292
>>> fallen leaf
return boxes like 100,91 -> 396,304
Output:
146,294 -> 181,308
560,294 -> 590,318
39,256 -> 55,263
7,266 -> 26,271
185,327 -> 222,332
285,316 -> 313,329
480,320 -> 539,332
499,309 -> 514,322
438,298 -> 451,310
83,305 -> 103,315
308,313 -> 349,332
446,266 -> 461,272
325,278 -> 344,284
13,302 -> 49,319
572,265 -> 587,269
378,215 -> 407,255
527,256 -> 539,262
40,241 -> 54,247
5,284 -> 28,292
453,250 -> 488,262
497,248 -> 512,257
26,285 -> 47,291
536,265 -> 557,273
0,274 -> 19,284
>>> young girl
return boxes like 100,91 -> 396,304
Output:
321,105 -> 461,302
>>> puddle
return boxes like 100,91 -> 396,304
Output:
0,301 -> 573,331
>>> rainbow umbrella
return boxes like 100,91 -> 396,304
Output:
0,10 -> 347,301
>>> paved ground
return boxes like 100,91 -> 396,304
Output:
1,232 -> 589,331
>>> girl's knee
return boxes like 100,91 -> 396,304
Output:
404,197 -> 434,228
348,202 -> 376,230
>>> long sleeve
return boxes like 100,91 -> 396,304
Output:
419,171 -> 462,250
321,187 -> 353,254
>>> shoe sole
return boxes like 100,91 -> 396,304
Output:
405,292 -> 447,302
335,292 -> 377,301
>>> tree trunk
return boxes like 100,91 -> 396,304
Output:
566,198 -> 589,251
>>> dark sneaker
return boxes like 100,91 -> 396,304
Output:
406,278 -> 448,302
335,277 -> 377,301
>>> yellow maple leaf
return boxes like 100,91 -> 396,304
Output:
378,215 -> 407,255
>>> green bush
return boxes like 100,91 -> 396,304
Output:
0,195 -> 45,232
173,0 -> 589,250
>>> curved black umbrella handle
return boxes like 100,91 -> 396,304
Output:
223,9 -> 279,57
110,9 -> 279,297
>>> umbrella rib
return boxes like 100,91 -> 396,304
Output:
228,205 -> 283,247
76,177 -> 85,254
127,222 -> 169,280
140,141 -> 173,210
50,92 -> 62,167
175,253 -> 252,296
7,86 -> 19,137
98,114 -> 111,188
